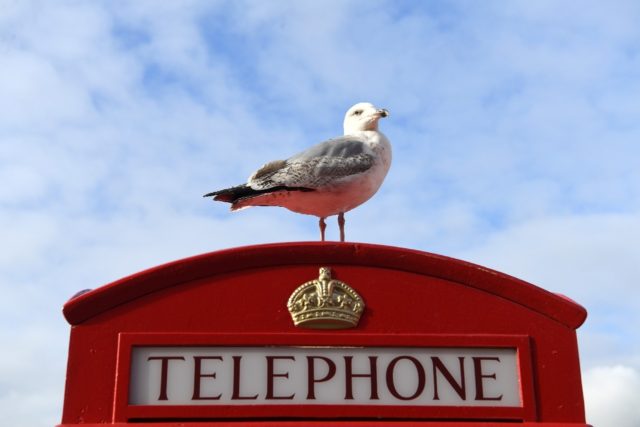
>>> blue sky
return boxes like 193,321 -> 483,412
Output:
1,1 -> 639,426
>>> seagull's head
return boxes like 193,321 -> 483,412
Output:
343,102 -> 389,134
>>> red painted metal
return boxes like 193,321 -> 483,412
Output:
56,423 -> 589,427
58,242 -> 589,426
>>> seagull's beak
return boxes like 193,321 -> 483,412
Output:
377,108 -> 389,118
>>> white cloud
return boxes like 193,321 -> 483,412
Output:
584,365 -> 640,427
458,213 -> 640,306
0,51 -> 91,128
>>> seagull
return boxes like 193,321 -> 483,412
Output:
204,102 -> 391,242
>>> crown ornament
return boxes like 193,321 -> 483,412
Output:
287,267 -> 364,329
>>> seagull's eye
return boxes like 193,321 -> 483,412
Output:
352,110 -> 363,116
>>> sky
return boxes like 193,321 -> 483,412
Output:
1,0 -> 639,426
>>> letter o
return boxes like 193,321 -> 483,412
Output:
385,356 -> 426,400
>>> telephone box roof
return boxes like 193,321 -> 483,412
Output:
63,242 -> 586,329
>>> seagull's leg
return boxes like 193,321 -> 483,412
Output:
338,212 -> 346,242
319,217 -> 327,241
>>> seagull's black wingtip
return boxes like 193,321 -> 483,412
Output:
204,184 -> 315,204
203,184 -> 251,203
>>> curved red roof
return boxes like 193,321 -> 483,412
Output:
62,242 -> 586,329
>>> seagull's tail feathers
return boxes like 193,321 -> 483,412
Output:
203,184 -> 255,203
204,184 -> 314,211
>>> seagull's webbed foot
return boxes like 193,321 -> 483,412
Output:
319,217 -> 327,242
338,213 -> 346,242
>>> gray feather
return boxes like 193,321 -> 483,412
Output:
249,136 -> 374,190
289,136 -> 370,161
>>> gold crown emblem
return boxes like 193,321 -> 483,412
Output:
287,267 -> 364,329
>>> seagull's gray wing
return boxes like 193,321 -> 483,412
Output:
249,136 -> 375,190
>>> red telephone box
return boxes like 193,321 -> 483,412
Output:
59,242 -> 589,426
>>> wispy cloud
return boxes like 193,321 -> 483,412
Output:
584,365 -> 640,427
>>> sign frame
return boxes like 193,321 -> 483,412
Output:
114,332 -> 536,422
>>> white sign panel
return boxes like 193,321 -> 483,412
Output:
130,347 -> 520,407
